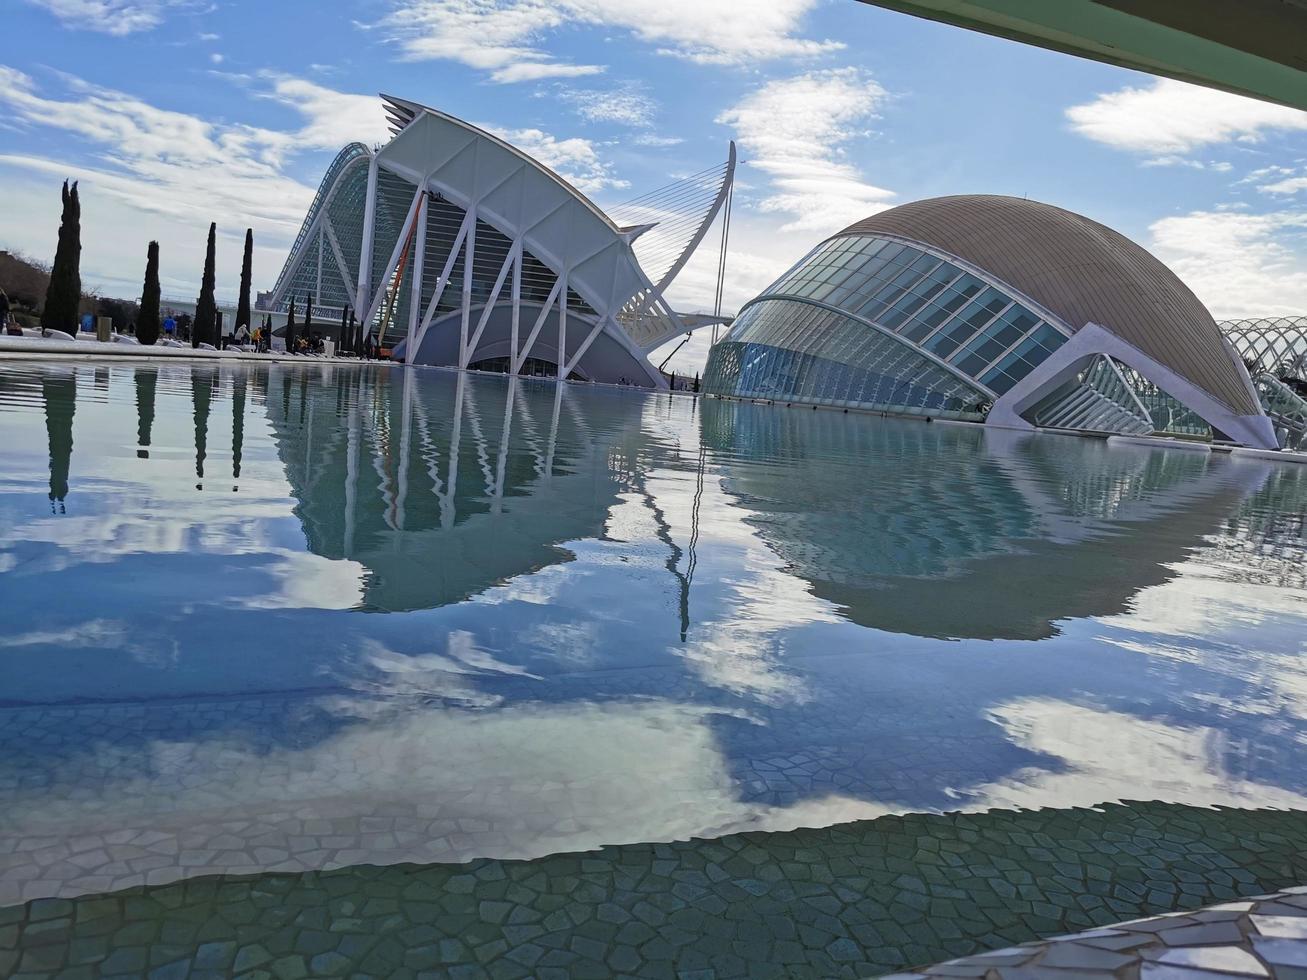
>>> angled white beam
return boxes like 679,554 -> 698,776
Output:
514,278 -> 564,374
563,315 -> 610,377
544,382 -> 564,479
491,376 -> 518,513
464,240 -> 521,366
411,210 -> 474,356
323,220 -> 358,308
442,372 -> 466,530
397,366 -> 415,530
989,321 -> 1279,450
361,180 -> 426,332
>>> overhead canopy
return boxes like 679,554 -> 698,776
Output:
856,0 -> 1307,110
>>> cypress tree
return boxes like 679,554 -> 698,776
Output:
285,296 -> 297,353
339,305 -> 348,354
135,368 -> 157,458
43,372 -> 75,512
235,228 -> 253,333
303,296 -> 314,351
194,222 -> 218,348
137,241 -> 161,346
41,180 -> 82,334
348,310 -> 357,355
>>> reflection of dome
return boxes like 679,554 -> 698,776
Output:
705,195 -> 1276,449
700,397 -> 1264,640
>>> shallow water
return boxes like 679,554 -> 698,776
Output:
1,361 -> 1305,904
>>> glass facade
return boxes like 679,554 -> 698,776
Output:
704,234 -> 1072,418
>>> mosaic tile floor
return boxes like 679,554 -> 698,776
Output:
896,887 -> 1307,978
4,801 -> 1307,979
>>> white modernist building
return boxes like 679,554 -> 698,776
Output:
265,96 -> 734,386
704,195 -> 1283,449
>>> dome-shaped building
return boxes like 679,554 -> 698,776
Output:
703,195 -> 1277,449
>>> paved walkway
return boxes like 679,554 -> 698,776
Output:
0,336 -> 368,365
3,802 -> 1307,978
894,887 -> 1307,978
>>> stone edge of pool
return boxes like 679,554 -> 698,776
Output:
4,800 -> 1307,978
888,886 -> 1307,978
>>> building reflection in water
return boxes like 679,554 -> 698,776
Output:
698,398 -> 1278,640
262,367 -> 1289,642
8,361 -> 1307,905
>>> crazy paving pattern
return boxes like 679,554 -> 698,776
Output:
896,886 -> 1307,978
3,802 -> 1307,979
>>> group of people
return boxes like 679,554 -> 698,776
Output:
0,288 -> 379,357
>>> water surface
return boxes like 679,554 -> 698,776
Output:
1,362 -> 1304,905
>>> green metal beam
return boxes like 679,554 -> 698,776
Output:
856,0 -> 1307,110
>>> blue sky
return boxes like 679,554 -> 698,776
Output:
4,0 -> 1307,371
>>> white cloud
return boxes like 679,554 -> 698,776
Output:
558,84 -> 657,128
1149,208 -> 1307,318
1067,78 -> 1307,156
258,74 -> 393,149
1141,156 -> 1233,172
717,67 -> 895,233
22,0 -> 188,34
632,134 -> 683,148
0,66 -> 629,297
0,65 -> 309,235
209,52 -> 223,64
1261,175 -> 1307,196
382,0 -> 839,83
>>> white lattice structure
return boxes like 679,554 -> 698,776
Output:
266,97 -> 734,387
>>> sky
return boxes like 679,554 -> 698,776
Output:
3,0 -> 1307,374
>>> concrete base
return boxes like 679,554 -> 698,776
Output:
1107,434 -> 1211,453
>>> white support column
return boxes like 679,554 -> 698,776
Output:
315,229 -> 324,306
510,240 -> 522,376
514,278 -> 563,374
407,191 -> 429,356
557,275 -> 568,380
459,210 -> 477,368
354,153 -> 379,322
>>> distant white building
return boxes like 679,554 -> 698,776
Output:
265,96 -> 734,385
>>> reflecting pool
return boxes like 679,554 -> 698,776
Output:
1,361 -> 1305,906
